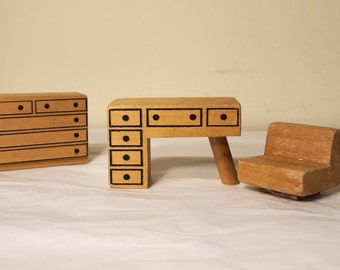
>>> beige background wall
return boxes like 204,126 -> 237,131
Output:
1,0 -> 339,130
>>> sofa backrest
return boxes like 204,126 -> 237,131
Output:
264,122 -> 339,166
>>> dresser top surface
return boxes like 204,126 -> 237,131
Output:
109,97 -> 240,108
0,92 -> 86,101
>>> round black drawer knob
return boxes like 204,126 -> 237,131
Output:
123,135 -> 130,142
189,114 -> 197,121
123,154 -> 130,161
122,115 -> 129,121
73,102 -> 79,108
74,117 -> 79,123
220,114 -> 227,120
18,105 -> 24,110
153,114 -> 160,121
123,174 -> 130,180
44,103 -> 50,109
74,148 -> 80,154
74,133 -> 79,138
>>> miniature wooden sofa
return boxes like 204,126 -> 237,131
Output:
108,97 -> 241,188
238,122 -> 340,198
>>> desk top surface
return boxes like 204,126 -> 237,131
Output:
109,97 -> 240,108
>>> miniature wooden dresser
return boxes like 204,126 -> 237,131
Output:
0,92 -> 88,170
108,97 -> 241,188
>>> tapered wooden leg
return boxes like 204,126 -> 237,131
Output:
209,137 -> 239,185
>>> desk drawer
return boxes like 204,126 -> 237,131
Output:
147,109 -> 202,127
110,150 -> 142,166
207,108 -> 239,126
110,169 -> 143,185
109,109 -> 142,127
0,129 -> 87,148
0,101 -> 32,116
0,114 -> 87,131
110,130 -> 142,147
36,98 -> 87,113
0,144 -> 87,164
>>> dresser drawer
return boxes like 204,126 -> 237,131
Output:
0,129 -> 87,148
0,114 -> 87,131
110,150 -> 142,166
109,109 -> 142,127
147,109 -> 202,127
0,144 -> 87,164
0,101 -> 32,116
207,108 -> 239,126
109,130 -> 142,147
35,98 -> 87,113
110,169 -> 143,185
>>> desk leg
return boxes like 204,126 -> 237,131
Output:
209,137 -> 239,185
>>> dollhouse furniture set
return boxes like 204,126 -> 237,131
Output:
1,92 -> 339,199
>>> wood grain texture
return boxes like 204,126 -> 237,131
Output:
0,92 -> 88,170
209,137 -> 239,185
108,97 -> 241,188
238,122 -> 340,198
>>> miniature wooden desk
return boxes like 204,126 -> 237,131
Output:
0,92 -> 88,170
107,97 -> 241,188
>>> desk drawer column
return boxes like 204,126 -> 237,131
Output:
108,108 -> 150,188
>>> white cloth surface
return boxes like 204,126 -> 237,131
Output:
1,129 -> 339,270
